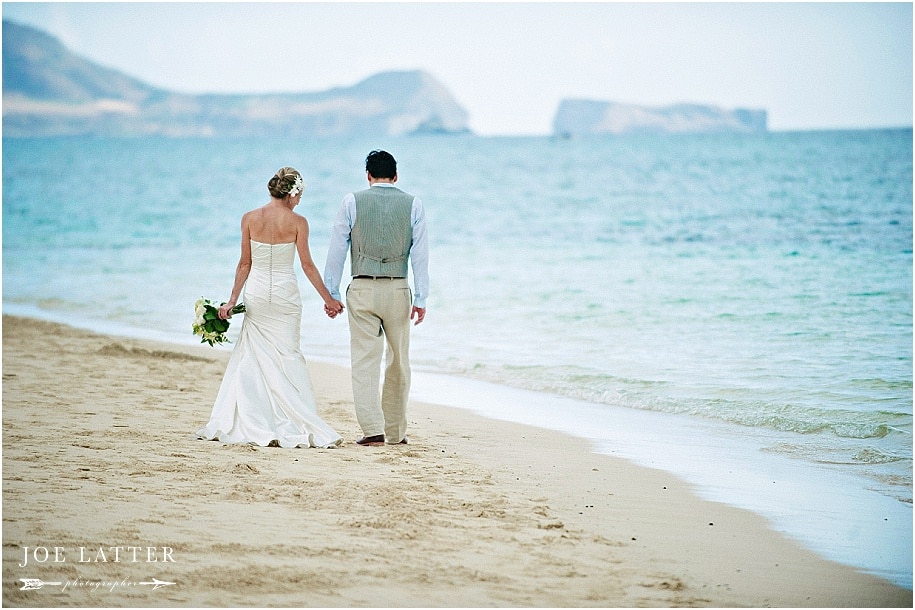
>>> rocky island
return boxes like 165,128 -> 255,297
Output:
553,98 -> 767,136
2,20 -> 471,138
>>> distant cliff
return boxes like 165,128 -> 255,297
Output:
2,20 -> 471,137
553,99 -> 767,136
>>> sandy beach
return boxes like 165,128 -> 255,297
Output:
1,314 -> 909,607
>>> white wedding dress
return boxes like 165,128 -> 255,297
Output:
196,240 -> 342,448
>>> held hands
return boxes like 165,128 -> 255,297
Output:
324,299 -> 345,319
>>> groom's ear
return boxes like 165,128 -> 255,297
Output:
392,172 -> 398,183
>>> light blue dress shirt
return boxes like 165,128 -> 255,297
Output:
323,183 -> 429,309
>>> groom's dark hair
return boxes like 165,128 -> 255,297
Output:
365,150 -> 397,179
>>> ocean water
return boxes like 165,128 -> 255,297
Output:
3,130 -> 912,586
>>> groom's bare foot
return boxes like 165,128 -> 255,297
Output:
356,435 -> 385,446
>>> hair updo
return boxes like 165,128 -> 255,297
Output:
267,167 -> 303,198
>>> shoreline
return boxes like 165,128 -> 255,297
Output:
409,372 -> 913,589
2,314 -> 911,607
5,303 -> 912,588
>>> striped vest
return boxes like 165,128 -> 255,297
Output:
351,185 -> 413,277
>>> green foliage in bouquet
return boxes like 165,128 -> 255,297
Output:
193,298 -> 246,346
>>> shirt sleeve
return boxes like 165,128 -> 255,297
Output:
410,197 -> 430,309
323,193 -> 355,301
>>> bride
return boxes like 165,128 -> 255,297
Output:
196,167 -> 345,448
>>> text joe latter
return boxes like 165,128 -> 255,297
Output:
19,546 -> 175,567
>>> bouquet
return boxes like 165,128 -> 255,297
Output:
193,298 -> 246,346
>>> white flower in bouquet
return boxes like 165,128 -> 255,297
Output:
192,298 -> 246,347
194,298 -> 207,323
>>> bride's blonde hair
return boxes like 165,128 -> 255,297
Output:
267,167 -> 302,198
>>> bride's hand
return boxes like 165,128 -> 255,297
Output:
218,303 -> 235,320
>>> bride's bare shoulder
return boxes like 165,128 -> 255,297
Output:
293,209 -> 311,225
241,205 -> 267,219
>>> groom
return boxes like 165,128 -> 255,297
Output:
323,150 -> 429,446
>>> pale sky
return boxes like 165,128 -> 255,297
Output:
3,1 -> 912,135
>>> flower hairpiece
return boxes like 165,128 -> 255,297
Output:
288,175 -> 305,198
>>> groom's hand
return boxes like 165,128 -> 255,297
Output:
410,306 -> 426,325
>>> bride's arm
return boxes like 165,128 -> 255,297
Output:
219,216 -> 252,319
295,216 -> 343,314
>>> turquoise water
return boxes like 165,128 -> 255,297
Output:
3,130 -> 912,585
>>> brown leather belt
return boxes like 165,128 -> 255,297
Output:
352,275 -> 405,280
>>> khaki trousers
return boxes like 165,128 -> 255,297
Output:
346,277 -> 412,443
